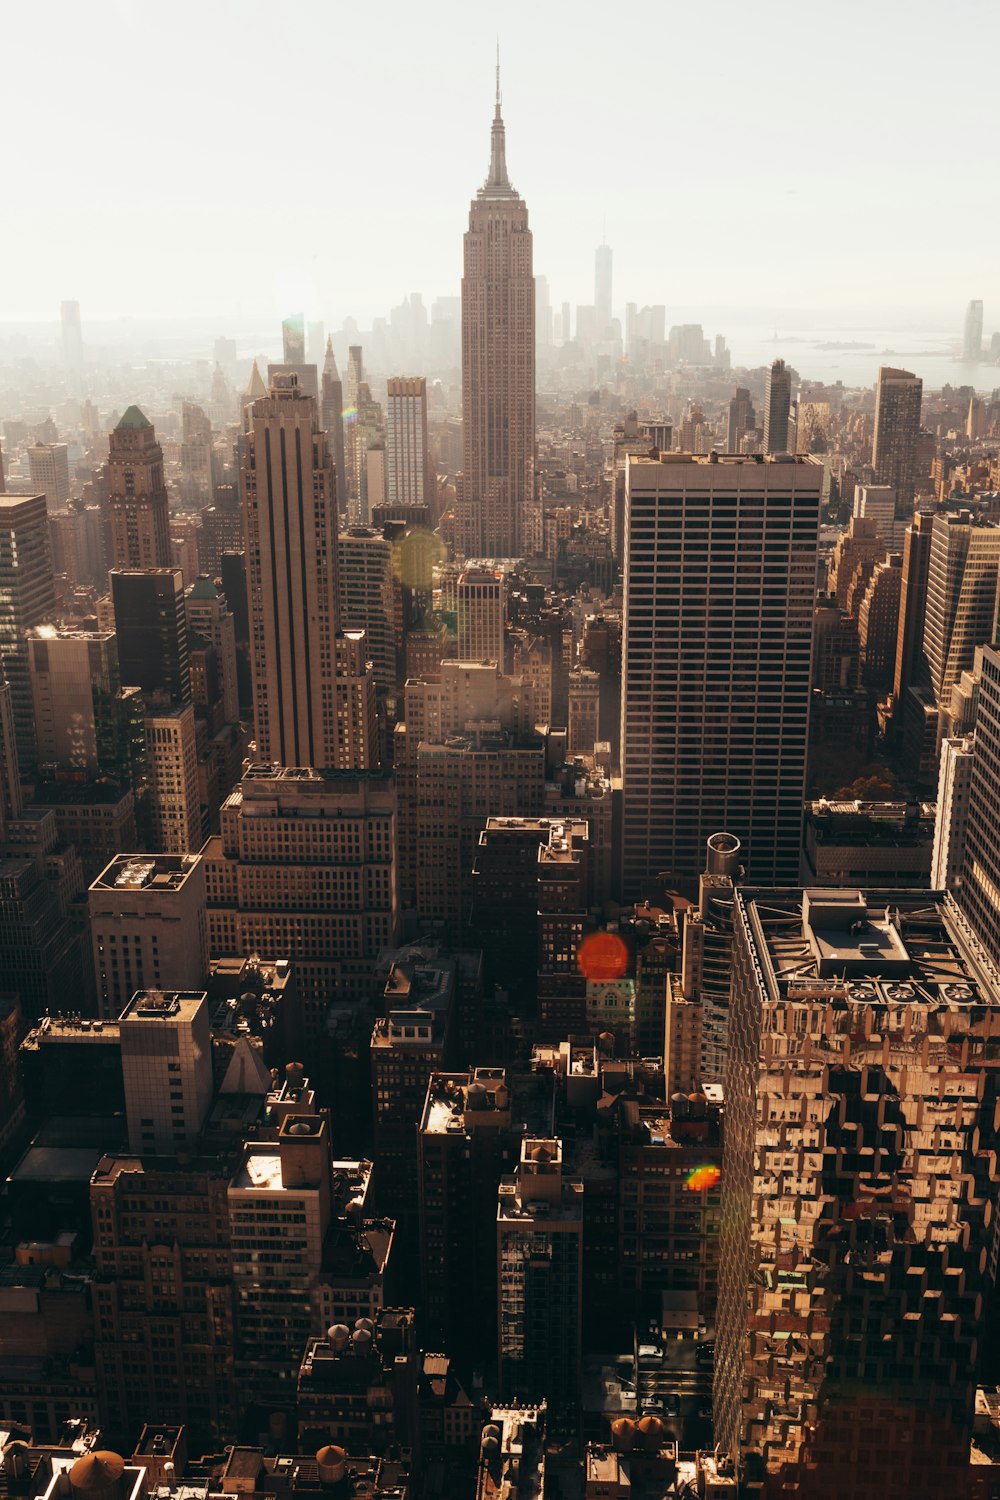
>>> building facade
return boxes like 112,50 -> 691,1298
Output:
716,886 -> 1000,1498
620,454 -> 821,895
460,71 -> 535,558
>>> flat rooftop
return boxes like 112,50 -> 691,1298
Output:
119,990 -> 206,1022
630,451 -> 821,468
92,853 -> 200,893
742,888 -> 999,1003
232,1146 -> 284,1191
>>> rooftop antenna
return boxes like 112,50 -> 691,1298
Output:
495,37 -> 501,115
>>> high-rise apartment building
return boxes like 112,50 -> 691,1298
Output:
89,852 -> 208,1020
185,576 -> 239,724
229,1112 -> 333,1410
108,407 -> 172,569
0,494 -> 57,774
119,988 -> 214,1154
460,67 -> 535,557
28,629 -> 121,774
90,1151 -> 237,1441
762,360 -> 791,454
418,1068 -> 519,1359
726,387 -> 757,451
893,511 -> 935,703
385,377 -> 433,512
395,662 -> 546,934
932,733 -> 975,892
321,338 -> 348,517
567,667 -> 600,756
923,511 -> 1000,709
242,374 -> 379,770
959,644 -> 1000,969
337,528 -> 396,694
963,298 -> 984,362
456,567 -> 504,663
203,764 -> 397,1035
872,366 -> 923,516
111,568 -> 190,704
27,442 -> 70,510
716,886 -> 1000,1499
620,454 -> 821,895
497,1137 -> 582,1413
143,703 -> 203,853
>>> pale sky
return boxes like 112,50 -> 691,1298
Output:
3,0 -> 998,327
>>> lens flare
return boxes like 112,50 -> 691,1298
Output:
341,405 -> 358,422
577,931 -> 629,982
686,1164 -> 721,1193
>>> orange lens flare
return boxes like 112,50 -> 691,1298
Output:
577,931 -> 629,982
686,1164 -> 721,1193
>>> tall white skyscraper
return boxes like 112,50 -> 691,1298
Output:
61,299 -> 83,369
620,453 -> 821,894
460,61 -> 535,558
963,298 -> 984,362
385,376 -> 432,511
594,242 -> 612,330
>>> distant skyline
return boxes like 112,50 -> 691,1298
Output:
4,0 -> 999,325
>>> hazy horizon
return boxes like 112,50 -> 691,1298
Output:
5,0 -> 999,329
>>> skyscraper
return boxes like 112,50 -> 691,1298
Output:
762,359 -> 791,453
958,643 -> 1000,967
620,454 -> 821,894
281,313 -> 305,364
61,299 -> 83,369
385,376 -> 432,512
872,366 -> 922,516
460,61 -> 535,558
963,298 -> 984,362
594,241 -> 612,330
110,568 -> 191,705
456,567 -> 504,664
922,511 -> 1000,709
27,442 -> 70,510
241,373 -> 378,771
726,387 -> 756,451
716,885 -> 1000,1499
108,406 -> 172,569
337,527 -> 396,695
321,337 -> 348,517
28,628 -> 121,773
892,510 -> 935,703
0,494 -> 57,774
497,1137 -> 582,1413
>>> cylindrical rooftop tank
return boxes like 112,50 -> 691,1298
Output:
705,831 -> 741,878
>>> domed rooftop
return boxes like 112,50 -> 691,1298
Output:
69,1453 -> 125,1491
315,1447 -> 346,1466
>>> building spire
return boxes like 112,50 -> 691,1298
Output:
483,43 -> 512,195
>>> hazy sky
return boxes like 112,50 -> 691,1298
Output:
4,0 -> 998,327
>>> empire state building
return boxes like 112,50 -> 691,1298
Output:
459,65 -> 535,559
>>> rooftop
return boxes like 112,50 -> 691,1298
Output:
119,990 -> 206,1023
91,853 -> 200,894
742,888 -> 1000,1004
421,1069 -> 510,1135
116,405 -> 151,430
